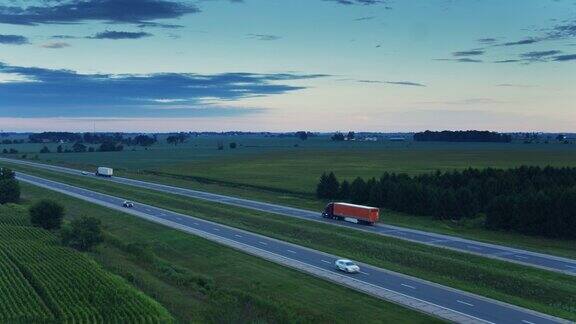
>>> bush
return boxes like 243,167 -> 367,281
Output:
40,146 -> 50,154
60,216 -> 104,251
0,168 -> 20,204
29,200 -> 64,230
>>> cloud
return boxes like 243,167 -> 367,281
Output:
247,34 -> 281,41
0,62 -> 328,118
496,83 -> 536,88
0,34 -> 29,45
501,38 -> 540,46
41,41 -> 71,49
0,0 -> 198,26
354,16 -> 376,21
519,50 -> 562,61
435,58 -> 483,63
323,0 -> 386,5
477,38 -> 497,44
553,53 -> 576,61
452,50 -> 484,57
89,31 -> 152,40
358,80 -> 426,87
493,59 -> 521,63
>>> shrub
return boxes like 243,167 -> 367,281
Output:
29,200 -> 64,230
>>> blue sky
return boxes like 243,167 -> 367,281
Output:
0,0 -> 575,132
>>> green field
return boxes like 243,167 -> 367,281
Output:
3,135 -> 575,258
8,164 -> 576,321
0,203 -> 172,323
17,183 -> 440,324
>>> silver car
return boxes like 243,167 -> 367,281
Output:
122,201 -> 134,208
335,259 -> 360,273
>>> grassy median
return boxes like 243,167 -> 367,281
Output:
5,162 -> 576,321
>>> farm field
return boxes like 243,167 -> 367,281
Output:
3,135 -> 576,258
18,183 -> 440,324
8,165 -> 576,321
0,203 -> 172,323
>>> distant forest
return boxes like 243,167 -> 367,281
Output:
414,130 -> 512,143
317,167 -> 576,239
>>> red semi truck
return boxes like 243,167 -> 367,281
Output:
322,202 -> 379,225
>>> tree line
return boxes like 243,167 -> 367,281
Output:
317,166 -> 576,239
414,130 -> 512,143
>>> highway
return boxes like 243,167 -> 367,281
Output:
1,157 -> 575,275
16,172 -> 569,324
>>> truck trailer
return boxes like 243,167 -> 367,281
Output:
96,167 -> 113,177
322,202 -> 379,225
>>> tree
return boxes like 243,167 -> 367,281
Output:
29,200 -> 64,230
9,148 -> 18,154
316,172 -> 339,199
57,145 -> 63,153
217,140 -> 224,150
2,149 -> 7,154
134,135 -> 156,147
346,131 -> 355,140
40,146 -> 50,154
331,132 -> 345,142
72,142 -> 87,153
88,147 -> 95,152
166,135 -> 179,146
350,177 -> 368,204
338,180 -> 351,200
60,216 -> 104,251
296,131 -> 309,141
0,168 -> 20,204
229,142 -> 237,149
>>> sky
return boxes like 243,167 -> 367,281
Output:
0,0 -> 575,132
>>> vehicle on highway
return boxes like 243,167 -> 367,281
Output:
322,202 -> 379,225
335,259 -> 360,273
122,201 -> 134,208
81,171 -> 88,175
96,167 -> 113,177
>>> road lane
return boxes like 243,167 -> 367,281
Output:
1,157 -> 575,276
15,172 -> 570,324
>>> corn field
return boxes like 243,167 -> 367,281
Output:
0,204 -> 173,323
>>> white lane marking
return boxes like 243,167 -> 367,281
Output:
456,300 -> 474,307
213,228 -> 221,231
513,255 -> 529,259
428,239 -> 449,244
176,217 -> 183,221
320,260 -> 331,264
234,234 -> 242,238
521,320 -> 536,324
193,222 -> 199,225
287,250 -> 297,254
467,245 -> 483,250
359,271 -> 369,275
401,283 -> 416,289
258,241 -> 268,245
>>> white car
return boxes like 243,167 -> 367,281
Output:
335,259 -> 360,273
81,171 -> 88,175
122,201 -> 134,208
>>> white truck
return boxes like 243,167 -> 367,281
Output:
96,167 -> 113,177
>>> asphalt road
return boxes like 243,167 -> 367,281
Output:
16,172 -> 569,324
1,157 -> 574,276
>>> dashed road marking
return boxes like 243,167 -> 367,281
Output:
287,250 -> 297,254
513,255 -> 529,259
457,300 -> 474,307
258,241 -> 268,245
521,320 -> 536,324
234,234 -> 242,238
401,283 -> 416,289
359,271 -> 369,275
321,260 -> 331,264
467,245 -> 483,250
